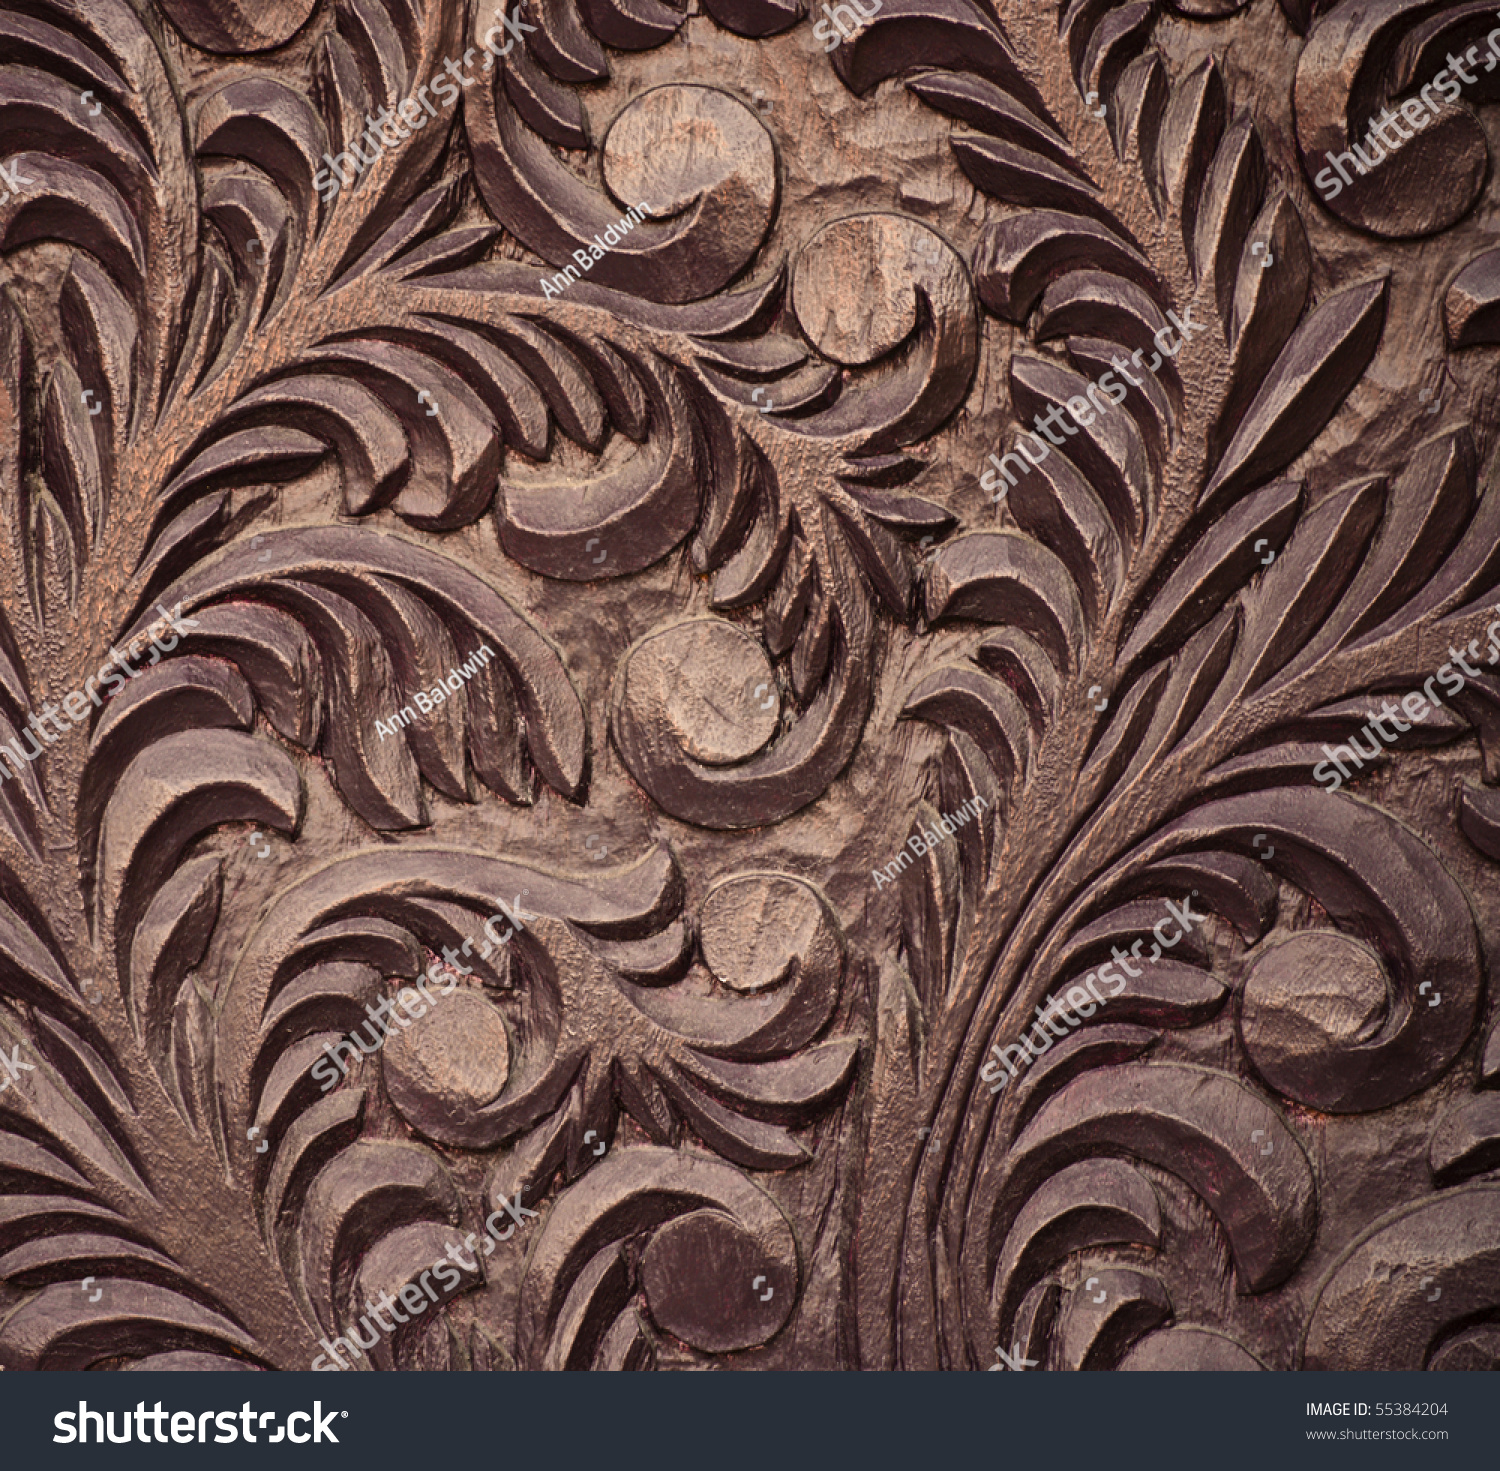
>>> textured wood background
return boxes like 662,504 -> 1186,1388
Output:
0,0 -> 1498,1372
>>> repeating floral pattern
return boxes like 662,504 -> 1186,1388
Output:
0,0 -> 1496,1370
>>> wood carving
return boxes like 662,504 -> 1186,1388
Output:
0,0 -> 1496,1372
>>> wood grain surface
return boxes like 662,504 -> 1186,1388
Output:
0,0 -> 1497,1372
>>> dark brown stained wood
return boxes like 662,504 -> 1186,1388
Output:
0,0 -> 1496,1374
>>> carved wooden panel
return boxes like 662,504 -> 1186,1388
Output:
0,0 -> 1498,1373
